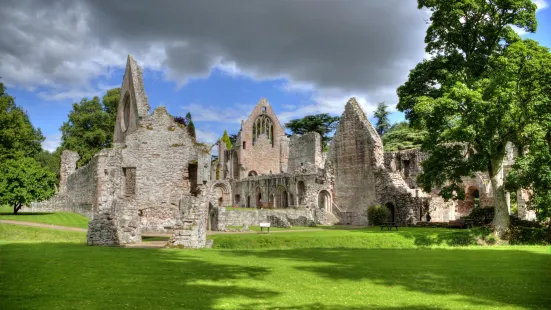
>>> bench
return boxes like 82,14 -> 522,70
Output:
380,222 -> 399,231
260,222 -> 271,233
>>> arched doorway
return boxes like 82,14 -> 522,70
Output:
248,170 -> 258,177
276,186 -> 288,208
289,193 -> 295,207
385,202 -> 395,222
318,190 -> 332,213
247,196 -> 251,208
212,183 -> 230,208
297,181 -> 306,205
457,186 -> 479,217
256,192 -> 262,208
234,194 -> 241,206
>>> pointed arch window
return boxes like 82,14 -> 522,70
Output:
252,115 -> 273,146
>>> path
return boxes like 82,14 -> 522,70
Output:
0,220 -> 86,232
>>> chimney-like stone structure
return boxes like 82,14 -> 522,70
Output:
59,150 -> 80,193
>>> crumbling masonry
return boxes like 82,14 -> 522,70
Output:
31,56 -> 534,248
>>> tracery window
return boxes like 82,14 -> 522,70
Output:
252,115 -> 274,146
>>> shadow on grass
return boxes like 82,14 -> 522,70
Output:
0,211 -> 54,216
228,247 -> 551,309
0,242 -> 278,309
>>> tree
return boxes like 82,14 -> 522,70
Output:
102,88 -> 120,129
34,148 -> 62,182
374,102 -> 391,136
185,112 -> 196,140
397,0 -> 538,237
285,114 -> 340,150
221,130 -> 232,150
60,97 -> 113,167
229,133 -> 238,146
0,82 -> 45,162
383,122 -> 427,151
0,157 -> 56,214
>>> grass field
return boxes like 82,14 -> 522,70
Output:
0,206 -> 89,228
1,223 -> 550,309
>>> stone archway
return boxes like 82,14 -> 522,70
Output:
212,182 -> 230,208
247,196 -> 251,208
277,186 -> 288,208
457,186 -> 479,217
234,194 -> 241,206
297,181 -> 306,205
318,190 -> 332,213
208,203 -> 216,231
248,170 -> 258,177
232,152 -> 239,180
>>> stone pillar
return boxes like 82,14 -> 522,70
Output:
59,150 -> 80,193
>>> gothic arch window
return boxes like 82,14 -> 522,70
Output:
252,115 -> 274,146
120,92 -> 131,132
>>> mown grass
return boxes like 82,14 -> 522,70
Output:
1,223 -> 550,309
227,225 -> 323,231
0,206 -> 89,229
210,227 -> 499,249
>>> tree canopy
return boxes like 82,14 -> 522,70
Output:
383,122 -> 427,151
0,149 -> 56,214
0,82 -> 45,161
397,0 -> 540,237
59,88 -> 119,167
185,112 -> 196,140
285,113 -> 340,150
374,102 -> 391,136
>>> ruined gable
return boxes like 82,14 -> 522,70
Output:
327,98 -> 383,214
114,55 -> 151,144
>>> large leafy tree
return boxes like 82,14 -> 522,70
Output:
185,112 -> 196,140
397,0 -> 538,237
285,113 -> 340,149
374,102 -> 391,136
383,122 -> 427,151
502,40 -> 551,227
0,82 -> 44,161
60,97 -> 113,167
0,157 -> 56,214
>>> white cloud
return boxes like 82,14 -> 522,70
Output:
42,134 -> 61,152
195,128 -> 219,144
534,0 -> 548,10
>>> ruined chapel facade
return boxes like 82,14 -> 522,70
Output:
31,56 -> 534,248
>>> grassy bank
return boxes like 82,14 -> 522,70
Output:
0,206 -> 89,229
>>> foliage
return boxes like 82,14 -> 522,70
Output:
229,133 -> 238,147
374,101 -> 391,135
34,149 -> 61,182
59,88 -> 120,167
0,82 -> 45,162
383,122 -> 427,151
221,130 -> 232,150
465,207 -> 495,225
367,205 -> 390,225
0,157 -> 56,214
173,116 -> 186,126
397,0 -> 540,237
185,112 -> 196,140
285,113 -> 340,149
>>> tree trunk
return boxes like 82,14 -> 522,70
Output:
13,203 -> 22,215
490,158 -> 509,239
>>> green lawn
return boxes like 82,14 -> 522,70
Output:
1,223 -> 550,309
0,206 -> 89,229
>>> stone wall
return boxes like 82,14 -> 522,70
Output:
29,154 -> 102,218
231,98 -> 288,178
327,98 -> 382,217
288,132 -> 323,173
59,150 -> 80,193
213,207 -> 321,229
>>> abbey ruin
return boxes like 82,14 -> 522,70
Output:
30,56 -> 535,248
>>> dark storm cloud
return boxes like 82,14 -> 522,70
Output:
0,0 -> 428,100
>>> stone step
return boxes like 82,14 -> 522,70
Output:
325,212 -> 340,225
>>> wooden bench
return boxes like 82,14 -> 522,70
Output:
260,222 -> 271,233
380,222 -> 399,231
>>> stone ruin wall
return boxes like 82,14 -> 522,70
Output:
287,132 -> 324,173
28,150 -> 100,218
326,99 -> 381,224
213,208 -> 321,230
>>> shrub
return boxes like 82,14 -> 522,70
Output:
367,205 -> 390,226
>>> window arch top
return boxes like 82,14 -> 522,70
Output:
252,115 -> 274,145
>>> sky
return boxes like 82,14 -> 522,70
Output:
1,0 -> 550,152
